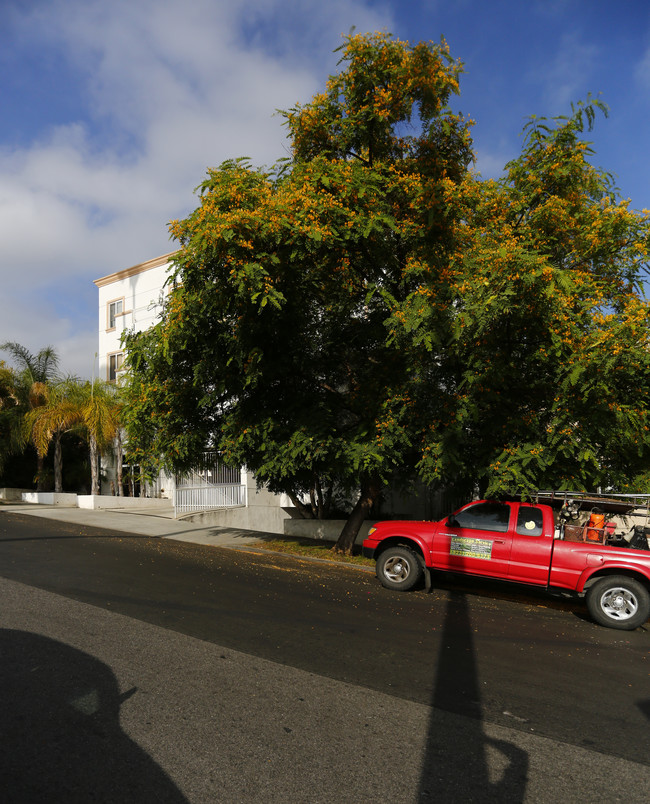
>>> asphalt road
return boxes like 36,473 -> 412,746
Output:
0,511 -> 648,802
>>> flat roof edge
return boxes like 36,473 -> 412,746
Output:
94,250 -> 180,287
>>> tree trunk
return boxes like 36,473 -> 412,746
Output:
288,492 -> 313,519
115,430 -> 123,496
54,433 -> 63,493
333,474 -> 382,555
323,482 -> 332,519
36,454 -> 45,491
90,435 -> 99,495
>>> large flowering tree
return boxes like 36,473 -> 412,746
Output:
124,34 -> 650,553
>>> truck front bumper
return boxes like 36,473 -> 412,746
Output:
362,544 -> 377,560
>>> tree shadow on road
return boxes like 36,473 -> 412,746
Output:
0,629 -> 188,803
418,592 -> 529,802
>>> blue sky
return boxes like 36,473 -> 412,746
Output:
1,0 -> 649,378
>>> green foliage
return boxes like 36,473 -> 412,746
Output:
21,376 -> 122,494
0,342 -> 123,494
284,31 -> 471,174
0,361 -> 22,474
0,342 -> 62,489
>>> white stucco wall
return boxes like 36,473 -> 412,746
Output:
95,252 -> 178,381
94,251 -> 298,529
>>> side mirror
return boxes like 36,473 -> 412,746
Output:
446,516 -> 459,528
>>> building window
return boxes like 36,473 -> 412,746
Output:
108,299 -> 124,330
108,352 -> 124,382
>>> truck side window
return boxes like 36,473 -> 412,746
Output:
516,507 -> 544,537
452,502 -> 511,533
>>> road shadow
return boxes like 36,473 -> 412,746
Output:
0,629 -> 188,803
638,700 -> 650,721
418,592 -> 529,802
0,511 -> 152,542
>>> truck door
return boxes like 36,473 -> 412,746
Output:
432,501 -> 513,578
507,505 -> 554,585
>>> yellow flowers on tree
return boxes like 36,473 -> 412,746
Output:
124,33 -> 650,554
401,97 -> 650,498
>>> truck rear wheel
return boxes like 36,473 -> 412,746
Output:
586,576 -> 650,630
376,546 -> 423,591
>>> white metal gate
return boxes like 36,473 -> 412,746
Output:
174,453 -> 246,515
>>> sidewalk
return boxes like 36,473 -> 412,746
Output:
0,502 -> 269,548
0,501 -> 374,572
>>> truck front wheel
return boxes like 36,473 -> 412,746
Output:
586,576 -> 650,630
376,546 -> 423,592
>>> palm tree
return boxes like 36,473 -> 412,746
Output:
79,380 -> 122,495
24,378 -> 124,495
25,377 -> 84,493
2,345 -> 125,495
114,426 -> 125,496
0,342 -> 60,386
0,361 -> 23,476
0,343 -> 60,489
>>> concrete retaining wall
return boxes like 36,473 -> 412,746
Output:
0,488 -> 32,501
77,495 -> 173,511
182,505 -> 291,534
5,488 -> 175,511
283,519 -> 375,545
21,492 -> 78,507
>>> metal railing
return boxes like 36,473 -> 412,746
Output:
174,453 -> 246,515
174,483 -> 247,515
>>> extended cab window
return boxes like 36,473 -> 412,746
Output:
452,502 -> 511,533
516,507 -> 544,537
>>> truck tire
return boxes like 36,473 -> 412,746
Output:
586,576 -> 650,630
376,546 -> 423,591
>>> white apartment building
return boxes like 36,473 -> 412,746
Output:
94,251 -> 178,384
93,252 -> 293,532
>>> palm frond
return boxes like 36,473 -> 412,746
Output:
0,342 -> 60,384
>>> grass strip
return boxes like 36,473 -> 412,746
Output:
252,536 -> 374,567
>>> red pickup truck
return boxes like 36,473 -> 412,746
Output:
362,499 -> 650,630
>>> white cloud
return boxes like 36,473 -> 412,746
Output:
0,0 -> 393,377
636,44 -> 650,91
531,32 -> 598,110
0,292 -> 97,380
